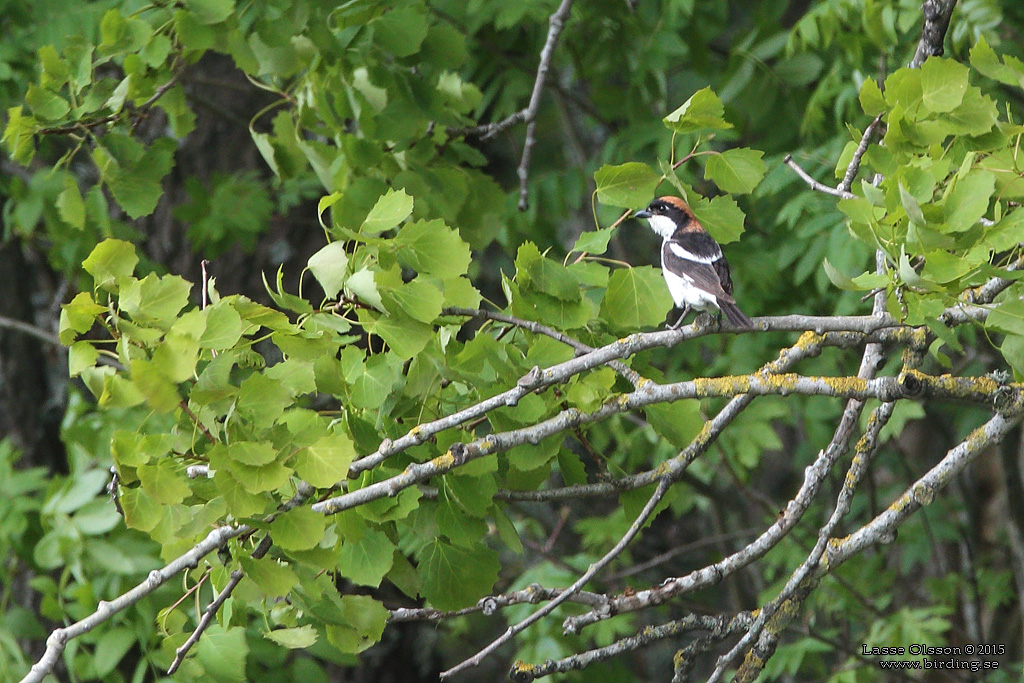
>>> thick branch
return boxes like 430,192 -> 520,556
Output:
344,314 -> 908,479
909,0 -> 958,68
443,306 -> 644,386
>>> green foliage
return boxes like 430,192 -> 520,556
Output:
5,0 -> 1024,680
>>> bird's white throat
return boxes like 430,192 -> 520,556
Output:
645,214 -> 678,239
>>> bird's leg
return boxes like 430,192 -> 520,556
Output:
668,306 -> 691,330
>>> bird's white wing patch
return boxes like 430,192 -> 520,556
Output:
668,240 -> 720,264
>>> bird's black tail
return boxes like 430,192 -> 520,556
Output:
721,301 -> 753,330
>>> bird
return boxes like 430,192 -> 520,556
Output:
634,196 -> 753,330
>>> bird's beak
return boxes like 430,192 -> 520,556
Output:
633,209 -> 652,219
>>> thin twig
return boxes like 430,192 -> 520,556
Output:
447,0 -> 573,142
440,477 -> 671,679
517,0 -> 574,210
837,113 -> 885,194
0,314 -> 62,347
167,535 -> 274,674
782,155 -> 856,200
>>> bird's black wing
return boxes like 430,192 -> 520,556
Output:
662,234 -> 736,302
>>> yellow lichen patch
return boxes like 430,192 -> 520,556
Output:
693,375 -> 752,398
759,372 -> 800,394
409,425 -> 422,437
430,451 -> 456,468
888,493 -> 912,513
794,330 -> 824,349
510,660 -> 534,674
812,375 -> 866,398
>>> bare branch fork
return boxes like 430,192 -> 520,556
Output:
446,0 -> 574,210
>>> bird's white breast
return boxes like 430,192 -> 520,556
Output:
661,262 -> 720,312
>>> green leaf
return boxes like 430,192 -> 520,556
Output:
68,341 -> 99,376
883,68 -> 923,115
385,278 -> 444,323
691,195 -> 746,243
985,300 -> 1024,336
272,507 -> 326,551
25,85 -> 70,121
645,400 -> 703,447
199,300 -> 243,349
264,626 -> 318,649
419,539 -> 500,610
663,87 -> 732,134
3,106 -> 37,164
373,6 -> 429,57
93,628 -> 135,678
361,188 -> 413,235
308,241 -> 350,300
859,78 -> 887,116
594,162 -> 661,209
442,277 -> 482,309
324,596 -> 388,654
237,372 -> 292,424
704,148 -> 766,194
515,242 -> 581,301
137,459 -> 191,504
96,137 -> 176,219
196,625 -> 248,683
239,555 -> 298,598
83,239 -> 138,291
292,434 -> 356,488
371,314 -> 432,358
227,441 -> 279,466
129,359 -> 180,412
899,182 -> 926,225
1000,334 -> 1024,376
395,219 -> 472,278
600,266 -> 673,330
337,528 -> 395,587
119,273 -> 192,324
185,0 -> 235,25
943,170 -> 994,232
970,35 -> 1024,88
56,177 -> 85,229
345,268 -> 386,311
920,57 -> 969,114
571,227 -> 615,255
943,86 -> 999,136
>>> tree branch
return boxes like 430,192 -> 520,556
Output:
0,314 -> 62,347
909,0 -> 959,69
22,484 -> 313,683
443,306 -> 644,386
783,154 -> 856,200
167,535 -> 274,674
510,612 -> 754,682
389,583 -> 606,624
440,477 -> 672,679
21,524 -> 250,683
448,0 -> 573,143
